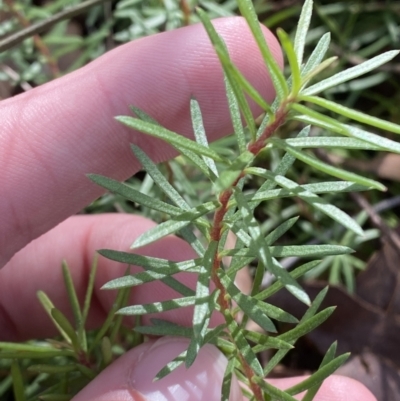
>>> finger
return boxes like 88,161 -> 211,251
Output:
71,337 -> 376,401
72,337 -> 242,401
0,18 -> 282,267
0,214 -> 222,341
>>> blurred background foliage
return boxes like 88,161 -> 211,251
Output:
1,1 -> 400,399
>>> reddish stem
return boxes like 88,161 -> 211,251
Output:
248,106 -> 289,155
209,104 -> 290,401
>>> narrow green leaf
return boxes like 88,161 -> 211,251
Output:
186,242 -> 218,368
0,343 -> 57,352
61,261 -> 82,341
221,357 -> 235,401
37,291 -> 70,345
88,174 -> 181,216
99,250 -> 198,274
179,226 -> 206,257
265,216 -> 299,245
76,363 -> 96,380
284,136 -> 380,150
224,75 -> 246,153
279,306 -> 335,343
244,331 -> 293,351
219,270 -> 277,332
102,267 -> 191,289
90,276 -> 131,352
135,320 -> 193,338
247,175 -> 369,199
234,189 -> 310,305
130,105 -> 159,124
131,145 -> 190,210
117,296 -> 196,315
293,0 -> 313,66
155,350 -> 186,381
301,286 -> 329,322
50,309 -> 80,352
101,337 -> 112,368
190,98 -> 219,177
27,364 -> 77,374
302,56 -> 338,85
130,146 -> 210,252
277,28 -> 301,94
174,145 -> 213,178
286,353 -> 350,395
197,8 -> 257,137
271,137 -> 386,191
237,0 -> 288,100
116,117 -> 225,162
301,94 -> 400,135
11,360 -> 26,401
228,63 -> 273,113
303,50 -> 400,95
273,173 -> 363,236
224,309 -> 264,376
223,244 -> 353,258
131,201 -> 216,249
301,32 -> 330,78
99,251 -> 196,296
255,263 -> 319,300
302,342 -> 338,401
82,255 -> 98,329
252,377 -> 298,401
293,109 -> 400,154
0,350 -> 73,359
262,305 -> 334,374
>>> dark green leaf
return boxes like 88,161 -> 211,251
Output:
285,353 -> 350,395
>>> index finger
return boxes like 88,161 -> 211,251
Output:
0,17 -> 282,267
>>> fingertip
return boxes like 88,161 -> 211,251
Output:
72,337 -> 242,401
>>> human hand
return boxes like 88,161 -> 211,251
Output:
0,18 -> 376,401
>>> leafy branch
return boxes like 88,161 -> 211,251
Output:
87,0 -> 400,400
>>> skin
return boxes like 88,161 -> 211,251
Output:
0,17 -> 376,401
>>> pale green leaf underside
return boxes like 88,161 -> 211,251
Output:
293,0 -> 313,66
116,116 -> 225,162
222,244 -> 353,258
190,98 -> 219,177
117,296 -> 196,315
293,110 -> 400,154
301,33 -> 330,78
131,201 -> 217,249
271,138 -> 386,191
303,50 -> 400,95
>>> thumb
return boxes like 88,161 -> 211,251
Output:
72,337 -> 243,401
